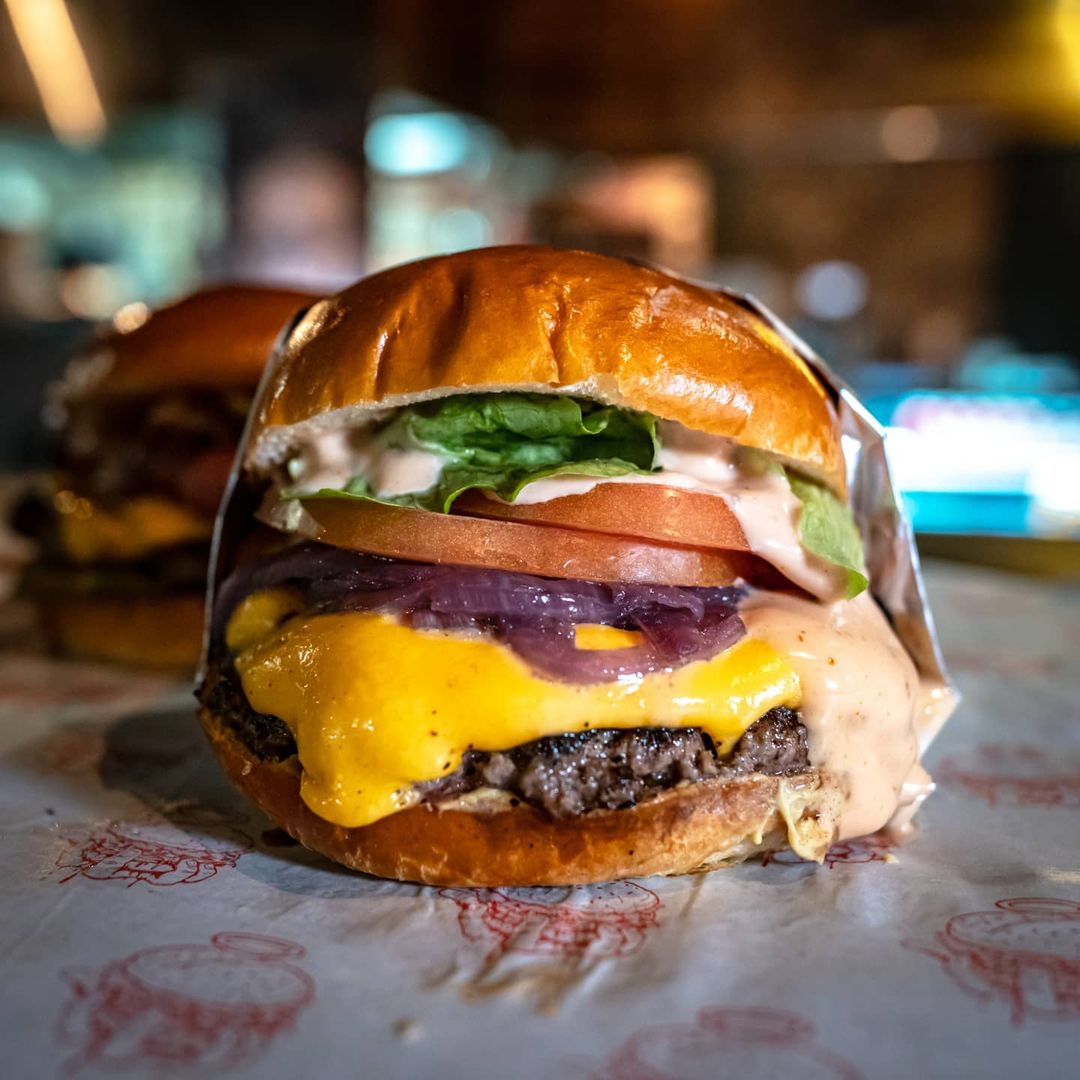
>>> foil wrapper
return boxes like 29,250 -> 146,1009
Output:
729,291 -> 958,755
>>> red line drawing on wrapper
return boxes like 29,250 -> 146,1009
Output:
763,833 -> 896,869
904,898 -> 1080,1027
588,1006 -> 862,1079
936,744 -> 1080,809
436,882 -> 661,1008
57,933 -> 315,1074
54,815 -> 252,888
441,881 -> 661,964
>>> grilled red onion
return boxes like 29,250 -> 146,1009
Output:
213,543 -> 745,683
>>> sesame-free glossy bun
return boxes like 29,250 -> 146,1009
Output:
75,285 -> 318,399
199,708 -> 835,886
252,247 -> 844,491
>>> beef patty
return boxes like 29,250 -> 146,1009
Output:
198,661 -> 810,819
417,709 -> 808,817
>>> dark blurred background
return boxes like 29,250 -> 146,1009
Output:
2,0 -> 1079,555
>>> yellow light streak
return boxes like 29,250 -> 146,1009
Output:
4,0 -> 106,146
1056,0 -> 1080,92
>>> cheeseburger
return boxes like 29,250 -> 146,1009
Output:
199,247 -> 940,886
15,285 -> 315,669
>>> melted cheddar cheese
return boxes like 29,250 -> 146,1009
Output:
230,599 -> 802,828
573,624 -> 643,650
226,587 -> 303,653
56,492 -> 211,562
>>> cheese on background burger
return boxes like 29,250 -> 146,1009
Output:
14,285 -> 316,670
197,246 -> 944,886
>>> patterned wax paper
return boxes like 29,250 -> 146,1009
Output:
1,561 -> 1078,1079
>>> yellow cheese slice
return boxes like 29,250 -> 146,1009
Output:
231,600 -> 802,829
56,492 -> 211,562
573,624 -> 643,650
226,587 -> 303,653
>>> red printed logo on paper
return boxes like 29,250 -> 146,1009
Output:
936,744 -> 1080,809
58,932 -> 315,1074
588,1006 -> 862,1079
441,881 -> 661,964
54,814 -> 252,888
763,833 -> 896,869
906,897 -> 1080,1026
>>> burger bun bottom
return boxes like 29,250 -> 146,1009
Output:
200,708 -> 833,885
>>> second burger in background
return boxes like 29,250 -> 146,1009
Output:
14,285 -> 316,670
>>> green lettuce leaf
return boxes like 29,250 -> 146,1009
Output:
786,471 -> 868,598
292,390 -> 869,597
300,393 -> 659,512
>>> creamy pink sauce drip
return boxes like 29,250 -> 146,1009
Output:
742,589 -> 931,840
515,421 -> 846,599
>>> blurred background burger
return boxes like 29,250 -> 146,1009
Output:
12,285 -> 315,668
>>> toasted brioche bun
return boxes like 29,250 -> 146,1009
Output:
200,708 -> 834,886
40,593 -> 205,671
69,285 -> 318,400
251,247 -> 843,492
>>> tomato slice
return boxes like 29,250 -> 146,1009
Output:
297,499 -> 773,587
453,483 -> 750,553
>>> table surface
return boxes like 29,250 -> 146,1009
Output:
1,559 -> 1078,1080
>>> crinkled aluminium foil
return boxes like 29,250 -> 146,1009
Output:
729,290 -> 959,754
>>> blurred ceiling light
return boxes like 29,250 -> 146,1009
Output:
0,163 -> 49,230
573,157 -> 713,272
59,264 -> 130,320
112,301 -> 151,334
428,207 -> 491,252
879,106 -> 941,162
1026,448 -> 1080,536
1057,0 -> 1080,90
365,112 -> 471,177
794,261 -> 868,322
4,0 -> 105,146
